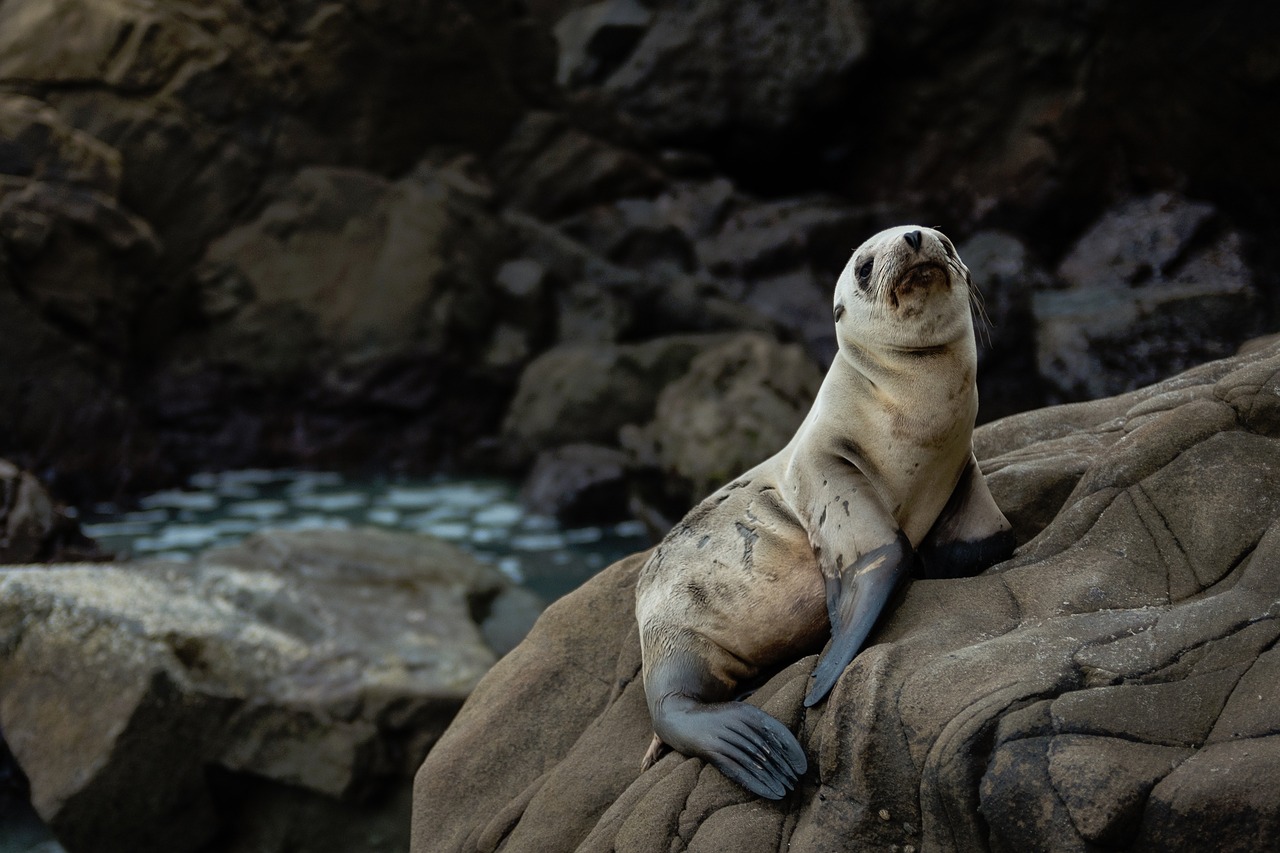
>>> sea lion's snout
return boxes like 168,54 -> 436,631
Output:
889,261 -> 949,309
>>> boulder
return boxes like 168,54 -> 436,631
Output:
522,444 -> 632,526
1034,193 -> 1261,401
191,163 -> 503,378
586,0 -> 869,144
411,340 -> 1280,852
498,334 -> 732,467
0,527 -> 540,853
621,333 -> 824,514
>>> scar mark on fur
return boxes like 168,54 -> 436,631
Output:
855,554 -> 888,576
843,500 -> 850,516
697,535 -> 710,549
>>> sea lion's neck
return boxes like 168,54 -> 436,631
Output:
833,335 -> 975,404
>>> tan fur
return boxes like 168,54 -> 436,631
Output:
637,226 -> 995,713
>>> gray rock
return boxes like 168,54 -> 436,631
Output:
411,340 -> 1280,853
522,443 -> 632,525
554,0 -> 653,88
621,333 -> 823,513
194,163 -> 503,379
487,111 -> 666,220
0,526 -> 538,853
1035,193 -> 1261,401
597,0 -> 869,141
499,334 -> 733,467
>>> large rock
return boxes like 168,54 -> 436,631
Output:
0,527 -> 539,853
621,333 -> 824,515
1035,193 -> 1261,402
498,334 -> 733,467
580,0 -> 869,144
411,340 -> 1280,852
0,0 -> 559,491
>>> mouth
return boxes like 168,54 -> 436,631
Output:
889,262 -> 949,309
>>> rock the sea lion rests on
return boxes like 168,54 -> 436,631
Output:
635,226 -> 1015,799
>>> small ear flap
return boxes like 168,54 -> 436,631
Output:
918,455 -> 1014,580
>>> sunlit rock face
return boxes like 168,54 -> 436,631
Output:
412,341 -> 1280,853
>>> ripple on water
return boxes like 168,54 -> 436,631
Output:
81,472 -> 652,602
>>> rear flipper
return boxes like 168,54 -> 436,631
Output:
804,532 -> 914,707
643,651 -> 807,799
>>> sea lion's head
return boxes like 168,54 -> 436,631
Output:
833,225 -> 975,352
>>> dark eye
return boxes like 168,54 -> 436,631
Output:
941,236 -> 957,259
857,258 -> 874,287
834,303 -> 845,321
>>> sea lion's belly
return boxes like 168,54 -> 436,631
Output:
636,481 -> 828,678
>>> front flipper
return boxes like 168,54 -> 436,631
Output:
918,454 -> 1015,579
644,649 -> 807,799
804,531 -> 914,707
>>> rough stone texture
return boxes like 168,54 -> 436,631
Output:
0,527 -> 540,853
0,0 -> 559,495
621,333 -> 824,515
587,0 -> 869,143
412,341 -> 1280,853
522,444 -> 632,526
498,334 -> 732,467
1035,193 -> 1262,402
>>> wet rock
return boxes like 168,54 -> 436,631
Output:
1035,193 -> 1261,401
522,444 -> 632,526
499,334 -> 733,467
411,340 -> 1280,853
621,333 -> 823,513
0,526 -> 536,853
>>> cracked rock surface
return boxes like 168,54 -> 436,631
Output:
412,341 -> 1280,852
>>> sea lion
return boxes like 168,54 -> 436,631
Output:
635,225 -> 1015,799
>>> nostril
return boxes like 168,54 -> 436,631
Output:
903,230 -> 922,252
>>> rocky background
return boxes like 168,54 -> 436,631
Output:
1,0 -> 1277,519
3,2 -> 1280,852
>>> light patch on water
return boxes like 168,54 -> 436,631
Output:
293,492 -> 367,511
139,490 -> 219,511
418,522 -> 470,541
510,532 -> 567,552
81,520 -> 158,538
498,556 -> 524,582
81,471 -> 653,603
227,500 -> 290,521
366,507 -> 400,526
473,503 -> 523,527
